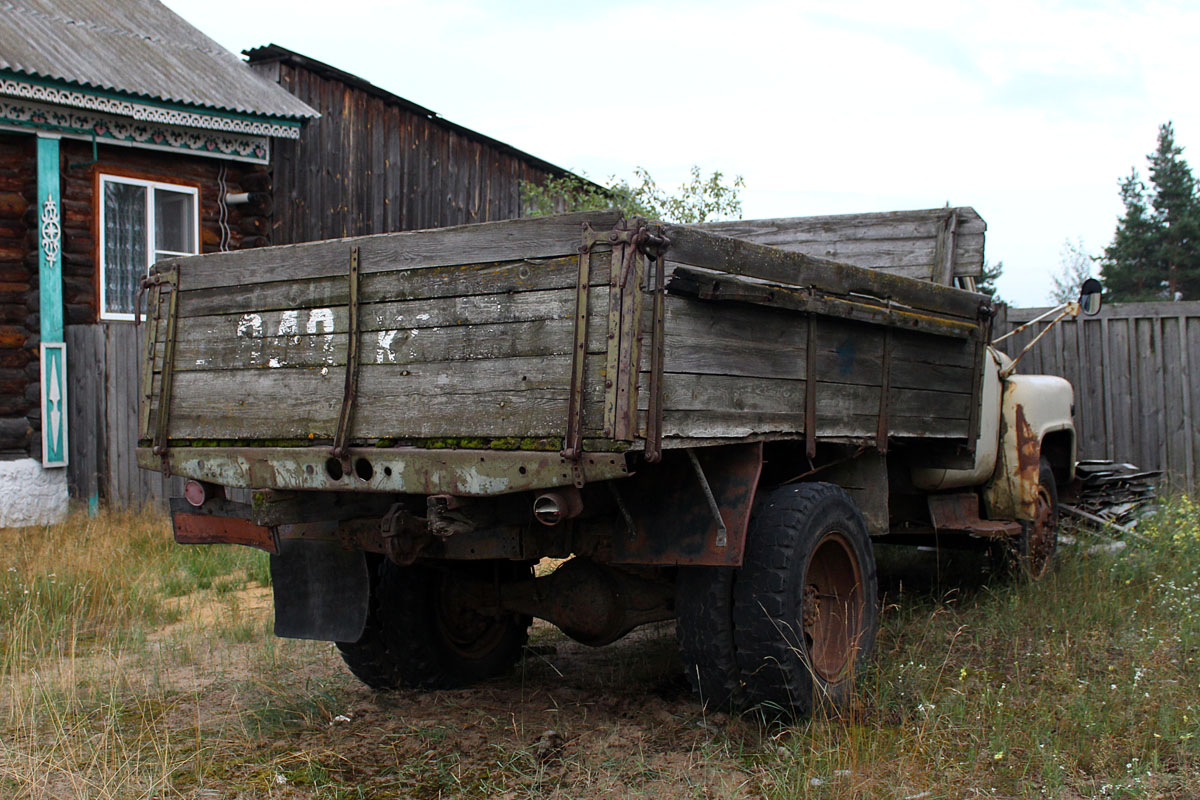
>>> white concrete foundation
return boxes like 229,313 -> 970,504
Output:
0,458 -> 69,528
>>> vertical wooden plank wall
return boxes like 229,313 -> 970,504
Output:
995,301 -> 1200,488
263,57 -> 563,246
66,323 -> 183,508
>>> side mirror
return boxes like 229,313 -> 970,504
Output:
1079,278 -> 1103,316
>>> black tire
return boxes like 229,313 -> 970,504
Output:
337,559 -> 530,690
676,565 -> 740,709
1006,457 -> 1059,580
732,483 -> 879,717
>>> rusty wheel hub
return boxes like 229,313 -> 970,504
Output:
801,532 -> 864,683
1025,485 -> 1057,578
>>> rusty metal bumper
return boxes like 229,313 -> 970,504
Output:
138,446 -> 630,496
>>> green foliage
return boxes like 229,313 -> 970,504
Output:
975,258 -> 1004,302
522,165 -> 745,224
1050,238 -> 1096,303
1101,122 -> 1200,301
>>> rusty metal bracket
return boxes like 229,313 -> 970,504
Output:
686,448 -> 728,548
640,228 -> 670,463
331,246 -> 361,459
876,326 -> 892,454
805,311 -> 818,459
563,227 -> 595,473
608,481 -> 637,541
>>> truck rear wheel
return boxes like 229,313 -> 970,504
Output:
676,565 -> 740,709
732,482 -> 879,716
337,559 -> 530,690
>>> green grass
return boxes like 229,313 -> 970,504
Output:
1,497 -> 1199,798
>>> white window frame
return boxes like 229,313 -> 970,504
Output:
98,174 -> 200,321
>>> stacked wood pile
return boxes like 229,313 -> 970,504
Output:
1067,460 -> 1159,529
0,133 -> 35,456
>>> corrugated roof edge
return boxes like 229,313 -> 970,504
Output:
0,66 -> 315,125
244,44 -> 602,190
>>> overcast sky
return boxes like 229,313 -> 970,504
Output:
164,0 -> 1200,306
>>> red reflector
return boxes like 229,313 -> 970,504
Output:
184,480 -> 206,507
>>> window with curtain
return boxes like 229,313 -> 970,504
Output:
99,175 -> 198,320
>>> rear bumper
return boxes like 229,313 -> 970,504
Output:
139,446 -> 629,495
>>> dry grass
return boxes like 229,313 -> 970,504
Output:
2,497 -> 1199,799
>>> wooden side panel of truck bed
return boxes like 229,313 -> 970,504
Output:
140,210 -> 992,460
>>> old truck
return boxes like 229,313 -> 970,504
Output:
136,208 -> 1095,716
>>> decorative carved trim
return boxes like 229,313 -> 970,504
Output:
40,195 -> 60,264
1,98 -> 271,163
0,76 -> 302,139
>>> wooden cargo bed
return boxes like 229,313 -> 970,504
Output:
138,210 -> 994,477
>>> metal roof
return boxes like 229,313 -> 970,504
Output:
0,0 -> 316,119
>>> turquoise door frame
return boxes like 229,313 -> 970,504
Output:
37,133 -> 67,468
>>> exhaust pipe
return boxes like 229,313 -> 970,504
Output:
532,488 -> 583,526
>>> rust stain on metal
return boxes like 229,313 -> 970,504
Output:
612,442 -> 763,567
141,446 -> 630,496
927,492 -> 1022,538
1013,404 -> 1042,516
173,512 -> 278,553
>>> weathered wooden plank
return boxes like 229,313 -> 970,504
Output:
171,314 -> 609,372
1187,317 -> 1200,486
176,253 -> 609,318
649,372 -> 971,421
1135,318 -> 1161,470
659,408 -> 968,440
662,225 -> 989,321
1161,316 -> 1186,480
1006,300 -> 1200,322
697,207 -> 987,279
66,325 -> 102,505
172,210 -> 623,290
166,355 -> 608,441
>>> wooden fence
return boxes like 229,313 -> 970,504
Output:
66,323 -> 184,509
995,301 -> 1200,488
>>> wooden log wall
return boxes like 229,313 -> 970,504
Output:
57,139 -> 270,325
995,301 -> 1200,489
0,133 -> 35,457
251,52 -> 563,245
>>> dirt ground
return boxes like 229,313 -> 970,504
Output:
148,589 -> 768,799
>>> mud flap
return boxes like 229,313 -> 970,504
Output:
269,539 -> 370,642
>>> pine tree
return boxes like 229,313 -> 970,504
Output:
1148,122 -> 1200,299
1100,123 -> 1200,301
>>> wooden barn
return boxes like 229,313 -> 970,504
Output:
0,0 -> 318,524
243,44 -> 576,243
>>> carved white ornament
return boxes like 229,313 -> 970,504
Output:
47,354 -> 61,455
0,77 -> 302,139
40,196 -> 60,264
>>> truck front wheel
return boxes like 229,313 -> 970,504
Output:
337,559 -> 530,690
1011,457 -> 1059,580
